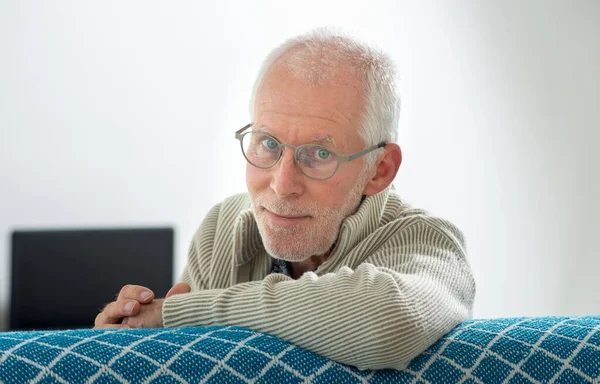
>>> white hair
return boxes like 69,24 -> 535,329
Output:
249,27 -> 401,168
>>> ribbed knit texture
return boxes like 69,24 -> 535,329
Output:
162,187 -> 476,370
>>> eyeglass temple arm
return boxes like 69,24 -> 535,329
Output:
339,142 -> 387,162
235,123 -> 254,139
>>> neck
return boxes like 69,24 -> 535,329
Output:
290,253 -> 328,279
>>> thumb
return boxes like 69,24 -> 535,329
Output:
166,282 -> 191,298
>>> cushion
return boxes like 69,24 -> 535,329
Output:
1,316 -> 599,383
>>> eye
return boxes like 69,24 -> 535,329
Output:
262,137 -> 278,150
317,148 -> 331,159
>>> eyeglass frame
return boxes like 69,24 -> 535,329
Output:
235,123 -> 387,180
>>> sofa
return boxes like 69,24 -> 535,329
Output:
1,316 -> 599,383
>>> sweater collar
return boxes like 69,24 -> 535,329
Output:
321,185 -> 392,270
234,186 -> 393,266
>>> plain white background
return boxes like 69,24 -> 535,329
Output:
1,0 -> 599,331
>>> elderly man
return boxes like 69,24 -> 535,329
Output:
95,29 -> 475,370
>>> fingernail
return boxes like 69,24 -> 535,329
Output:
140,291 -> 152,301
124,302 -> 135,314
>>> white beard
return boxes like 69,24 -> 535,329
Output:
250,174 -> 369,262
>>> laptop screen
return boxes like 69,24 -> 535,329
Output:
10,228 -> 174,330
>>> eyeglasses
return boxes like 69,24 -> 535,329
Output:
235,123 -> 387,180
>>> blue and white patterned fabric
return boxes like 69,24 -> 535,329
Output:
1,316 -> 599,383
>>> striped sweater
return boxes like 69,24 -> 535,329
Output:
162,187 -> 476,370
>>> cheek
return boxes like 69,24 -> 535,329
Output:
315,168 -> 363,206
246,165 -> 268,192
307,179 -> 345,207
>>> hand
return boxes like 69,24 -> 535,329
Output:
94,284 -> 155,328
121,298 -> 165,328
121,283 -> 191,328
94,282 -> 190,329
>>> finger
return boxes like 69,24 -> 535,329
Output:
166,282 -> 191,298
95,303 -> 118,327
121,317 -> 139,328
121,299 -> 163,329
98,324 -> 133,329
95,300 -> 140,327
117,284 -> 155,303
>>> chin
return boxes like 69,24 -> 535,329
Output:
260,226 -> 336,262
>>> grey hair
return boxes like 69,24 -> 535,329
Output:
249,27 -> 400,168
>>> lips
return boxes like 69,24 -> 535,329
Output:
262,207 -> 310,228
269,212 -> 308,219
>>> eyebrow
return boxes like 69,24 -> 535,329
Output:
311,135 -> 336,147
254,125 -> 337,147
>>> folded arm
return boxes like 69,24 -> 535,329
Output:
163,219 -> 475,370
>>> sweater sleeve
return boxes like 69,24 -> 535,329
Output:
162,216 -> 476,370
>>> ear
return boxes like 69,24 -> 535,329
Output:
362,143 -> 402,196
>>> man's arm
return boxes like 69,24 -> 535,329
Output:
162,217 -> 476,370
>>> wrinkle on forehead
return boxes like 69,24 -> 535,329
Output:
256,101 -> 353,128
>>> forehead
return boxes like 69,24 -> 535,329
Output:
254,62 -> 366,149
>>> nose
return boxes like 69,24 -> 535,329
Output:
269,147 -> 305,198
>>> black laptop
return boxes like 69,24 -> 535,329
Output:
10,228 -> 174,330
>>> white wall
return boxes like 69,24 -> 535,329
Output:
1,0 -> 598,331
